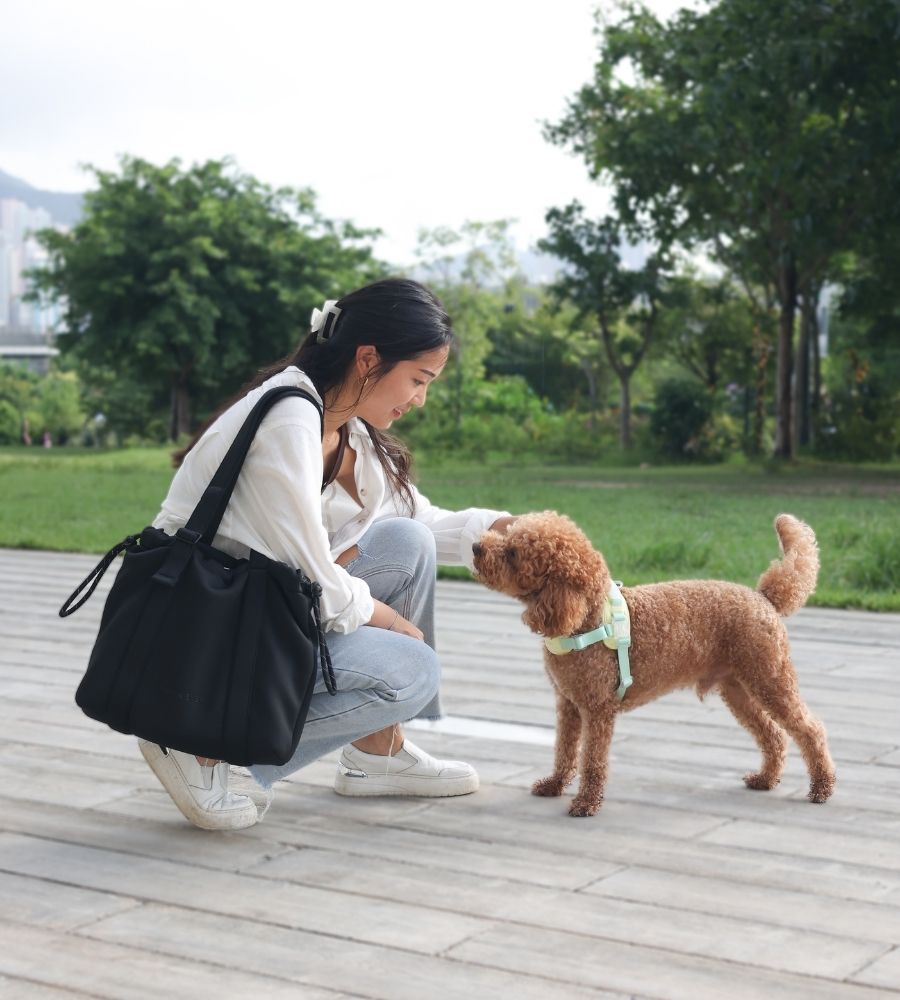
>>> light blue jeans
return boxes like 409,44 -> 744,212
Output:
250,518 -> 442,789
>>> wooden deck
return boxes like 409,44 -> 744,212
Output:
1,545 -> 899,999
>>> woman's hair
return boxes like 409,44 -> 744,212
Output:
173,277 -> 454,513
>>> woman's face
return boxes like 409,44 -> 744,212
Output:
357,346 -> 449,429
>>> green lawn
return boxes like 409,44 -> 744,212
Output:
1,446 -> 898,611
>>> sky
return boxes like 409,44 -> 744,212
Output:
2,0 -> 690,267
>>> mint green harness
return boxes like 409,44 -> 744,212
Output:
543,580 -> 633,700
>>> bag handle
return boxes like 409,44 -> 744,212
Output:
59,534 -> 140,617
184,387 -> 323,546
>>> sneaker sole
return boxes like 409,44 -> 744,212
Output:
139,740 -> 259,830
333,770 -> 479,798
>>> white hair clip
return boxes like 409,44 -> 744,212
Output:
310,300 -> 342,344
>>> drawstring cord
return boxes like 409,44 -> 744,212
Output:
59,535 -> 139,618
310,582 -> 336,695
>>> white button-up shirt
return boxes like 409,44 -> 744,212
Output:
154,367 -> 508,634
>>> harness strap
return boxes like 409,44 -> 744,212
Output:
543,580 -> 633,701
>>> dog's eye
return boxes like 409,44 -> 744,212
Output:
505,547 -> 518,563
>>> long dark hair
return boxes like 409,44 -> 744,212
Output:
173,277 -> 454,513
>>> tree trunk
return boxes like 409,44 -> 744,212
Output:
581,359 -> 599,432
774,259 -> 797,459
170,375 -> 192,442
794,289 -> 817,451
810,301 -> 821,447
750,323 -> 769,457
619,374 -> 631,450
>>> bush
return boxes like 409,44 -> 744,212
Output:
814,393 -> 900,461
0,400 -> 21,444
650,377 -> 716,460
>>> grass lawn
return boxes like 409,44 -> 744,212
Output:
1,446 -> 898,611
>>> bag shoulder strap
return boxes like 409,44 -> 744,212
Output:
184,386 -> 323,546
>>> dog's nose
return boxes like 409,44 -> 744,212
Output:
472,542 -> 483,557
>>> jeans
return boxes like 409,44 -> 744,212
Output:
250,517 -> 442,789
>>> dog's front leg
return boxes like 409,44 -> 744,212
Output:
569,707 -> 617,817
532,691 -> 581,797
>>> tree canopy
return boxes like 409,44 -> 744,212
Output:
30,156 -> 384,439
546,0 -> 900,458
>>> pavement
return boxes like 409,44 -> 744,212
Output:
1,546 -> 899,999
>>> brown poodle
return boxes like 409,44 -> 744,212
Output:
472,512 -> 835,817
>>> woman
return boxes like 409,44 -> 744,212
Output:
141,277 -> 515,830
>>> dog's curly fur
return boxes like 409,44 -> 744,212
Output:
473,511 -> 835,817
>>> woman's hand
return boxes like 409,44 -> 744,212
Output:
367,599 -> 424,641
489,515 -> 517,534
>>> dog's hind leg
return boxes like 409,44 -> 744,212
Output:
569,707 -> 617,817
737,661 -> 836,803
532,691 -> 581,798
719,676 -> 788,791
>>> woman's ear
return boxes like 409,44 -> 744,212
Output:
355,345 -> 380,377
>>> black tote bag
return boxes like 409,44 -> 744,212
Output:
59,385 -> 335,766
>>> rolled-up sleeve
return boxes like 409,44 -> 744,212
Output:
409,484 -> 510,570
231,418 -> 374,634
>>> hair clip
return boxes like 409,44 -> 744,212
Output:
310,300 -> 342,344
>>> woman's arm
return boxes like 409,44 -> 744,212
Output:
367,598 -> 423,640
234,416 -> 375,633
335,544 -> 423,639
407,484 -> 513,570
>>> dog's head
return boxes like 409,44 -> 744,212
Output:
473,511 -> 610,637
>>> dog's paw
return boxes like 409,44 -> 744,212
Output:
568,797 -> 602,818
531,777 -> 565,797
808,775 -> 835,803
743,771 -> 780,791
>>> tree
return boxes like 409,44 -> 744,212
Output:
539,203 -> 670,448
32,370 -> 85,443
546,0 -> 900,458
413,220 -> 523,446
30,156 -> 383,440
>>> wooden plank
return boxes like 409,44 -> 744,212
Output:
0,920 -> 342,1000
0,978 -> 89,999
81,903 -> 627,1000
241,846 -> 886,979
0,796 -> 294,874
444,923 -> 900,1000
0,870 -> 139,931
0,834 -> 496,954
854,947 -> 900,990
582,866 -> 900,944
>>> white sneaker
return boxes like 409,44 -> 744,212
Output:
139,740 -> 259,830
333,739 -> 479,798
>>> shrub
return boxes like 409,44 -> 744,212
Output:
650,377 -> 716,460
0,400 -> 21,444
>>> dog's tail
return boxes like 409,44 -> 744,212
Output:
756,514 -> 819,617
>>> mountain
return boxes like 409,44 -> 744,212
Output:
0,169 -> 83,226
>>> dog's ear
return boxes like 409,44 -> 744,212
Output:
522,579 -> 590,638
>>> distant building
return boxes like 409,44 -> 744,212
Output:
0,197 -> 63,373
0,329 -> 59,375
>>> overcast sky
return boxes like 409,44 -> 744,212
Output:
3,0 -> 690,266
